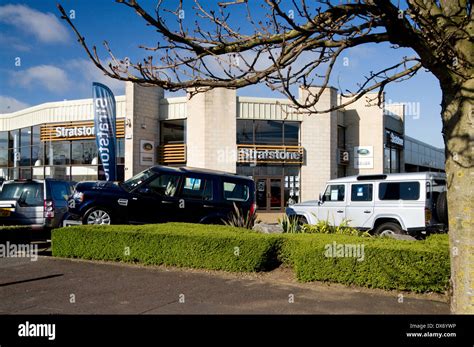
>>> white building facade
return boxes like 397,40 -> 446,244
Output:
0,83 -> 444,211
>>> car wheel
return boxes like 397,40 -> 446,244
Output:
84,207 -> 112,225
297,215 -> 308,226
436,191 -> 448,225
374,222 -> 404,236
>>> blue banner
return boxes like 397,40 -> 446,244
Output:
93,82 -> 116,181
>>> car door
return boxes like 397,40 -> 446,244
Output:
175,174 -> 215,223
345,183 -> 374,229
49,181 -> 72,227
128,172 -> 181,224
317,184 -> 346,226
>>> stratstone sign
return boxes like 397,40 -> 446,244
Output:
237,145 -> 304,164
55,125 -> 95,138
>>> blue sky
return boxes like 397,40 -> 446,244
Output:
0,0 -> 444,148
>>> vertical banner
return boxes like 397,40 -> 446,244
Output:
93,82 -> 116,181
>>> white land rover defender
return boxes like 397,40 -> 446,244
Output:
286,172 -> 448,236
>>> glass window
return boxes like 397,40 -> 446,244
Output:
51,181 -> 71,201
237,120 -> 254,144
181,176 -> 213,200
323,184 -> 345,202
117,138 -> 125,164
391,148 -> 400,173
19,147 -> 31,166
284,122 -> 300,145
71,140 -> 97,165
160,120 -> 185,144
0,149 -> 7,166
146,173 -> 181,197
122,169 -> 155,191
71,166 -> 98,182
46,141 -> 70,165
9,129 -> 19,149
0,132 -> 8,149
351,184 -> 373,202
32,144 -> 44,166
0,167 -> 7,179
32,125 -> 41,146
379,182 -> 420,200
384,147 -> 391,173
32,166 -> 45,179
0,182 -> 43,206
19,167 -> 32,179
20,127 -> 31,147
255,120 -> 283,144
223,181 -> 250,201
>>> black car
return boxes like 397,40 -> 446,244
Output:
67,166 -> 256,225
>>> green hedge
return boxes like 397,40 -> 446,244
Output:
280,233 -> 450,292
52,223 -> 282,272
52,223 -> 450,292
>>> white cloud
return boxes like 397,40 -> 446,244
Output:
12,65 -> 71,93
0,33 -> 30,52
0,96 -> 30,113
0,4 -> 70,44
66,59 -> 125,95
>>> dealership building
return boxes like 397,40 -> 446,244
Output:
0,83 -> 444,211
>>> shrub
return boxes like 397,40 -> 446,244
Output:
280,233 -> 449,293
223,203 -> 257,229
300,218 -> 370,237
52,223 -> 450,293
278,214 -> 300,233
52,223 -> 280,272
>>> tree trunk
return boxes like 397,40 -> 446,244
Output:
441,78 -> 474,313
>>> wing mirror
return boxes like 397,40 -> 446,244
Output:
318,193 -> 323,206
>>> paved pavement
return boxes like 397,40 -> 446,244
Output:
0,256 -> 449,314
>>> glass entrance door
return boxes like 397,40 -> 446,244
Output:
255,177 -> 283,211
256,178 -> 267,209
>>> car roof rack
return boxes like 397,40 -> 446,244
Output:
356,174 -> 387,181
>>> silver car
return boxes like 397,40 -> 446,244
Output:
0,179 -> 74,230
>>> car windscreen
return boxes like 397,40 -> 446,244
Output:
121,169 -> 155,191
0,182 -> 44,206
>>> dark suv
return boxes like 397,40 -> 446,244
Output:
67,166 -> 256,225
0,179 -> 74,230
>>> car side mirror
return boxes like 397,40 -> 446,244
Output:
318,193 -> 324,205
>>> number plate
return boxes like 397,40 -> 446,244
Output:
0,208 -> 11,217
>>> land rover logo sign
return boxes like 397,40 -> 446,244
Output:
143,142 -> 153,151
238,148 -> 302,162
93,82 -> 117,181
357,148 -> 370,156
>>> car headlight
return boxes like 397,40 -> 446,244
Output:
73,191 -> 84,202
